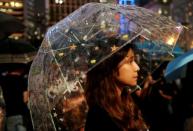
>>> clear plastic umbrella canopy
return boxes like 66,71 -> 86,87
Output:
28,3 -> 182,131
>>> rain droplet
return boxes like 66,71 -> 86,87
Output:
81,43 -> 86,46
90,59 -> 96,64
58,52 -> 64,57
85,20 -> 89,25
83,35 -> 88,41
100,20 -> 106,28
59,118 -> 64,122
94,46 -> 99,50
65,29 -> 69,33
53,112 -> 58,117
62,109 -> 65,113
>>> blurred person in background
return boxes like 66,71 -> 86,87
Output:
0,64 -> 32,131
0,85 -> 6,131
172,60 -> 193,131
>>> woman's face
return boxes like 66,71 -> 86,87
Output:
115,49 -> 140,87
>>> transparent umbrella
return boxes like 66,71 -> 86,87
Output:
28,3 -> 182,131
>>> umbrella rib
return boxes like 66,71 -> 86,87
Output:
71,32 -> 81,43
47,41 -> 72,93
86,29 -> 103,41
57,31 -> 77,43
85,24 -> 96,39
52,47 -> 69,52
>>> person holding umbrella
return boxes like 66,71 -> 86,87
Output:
85,37 -> 148,131
27,3 -> 183,131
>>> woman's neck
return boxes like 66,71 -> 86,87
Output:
116,84 -> 140,96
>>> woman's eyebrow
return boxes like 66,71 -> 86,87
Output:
126,55 -> 134,60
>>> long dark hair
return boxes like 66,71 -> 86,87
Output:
85,37 -> 147,130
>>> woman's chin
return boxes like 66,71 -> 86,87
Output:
131,82 -> 137,87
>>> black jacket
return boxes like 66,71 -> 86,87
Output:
85,105 -> 122,131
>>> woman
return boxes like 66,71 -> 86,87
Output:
85,37 -> 148,131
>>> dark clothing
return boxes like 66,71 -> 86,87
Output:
0,74 -> 27,117
0,72 -> 33,131
85,105 -> 122,131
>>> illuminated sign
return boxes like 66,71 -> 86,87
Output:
119,0 -> 135,5
118,0 -> 135,34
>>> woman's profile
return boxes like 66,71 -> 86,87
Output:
85,37 -> 148,131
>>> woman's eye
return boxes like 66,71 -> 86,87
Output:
126,59 -> 133,64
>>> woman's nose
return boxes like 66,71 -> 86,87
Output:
134,61 -> 140,72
